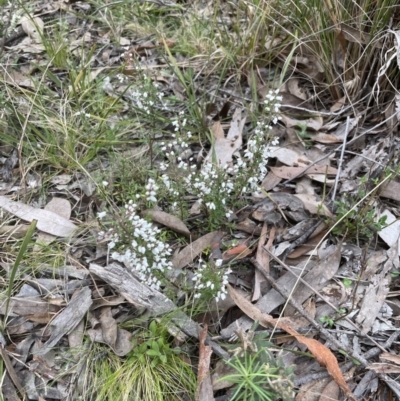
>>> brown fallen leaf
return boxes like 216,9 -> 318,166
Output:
294,194 -> 333,217
227,285 -> 356,401
318,380 -> 340,401
222,243 -> 253,260
312,133 -> 342,144
143,209 -> 191,237
253,224 -> 274,301
196,325 -> 215,401
172,231 -> 219,268
270,165 -> 337,179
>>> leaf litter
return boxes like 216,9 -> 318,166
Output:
1,1 -> 400,400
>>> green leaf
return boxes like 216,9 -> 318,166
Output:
146,349 -> 161,357
151,340 -> 159,352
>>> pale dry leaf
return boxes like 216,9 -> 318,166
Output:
294,194 -> 333,217
210,120 -> 225,139
367,363 -> 400,374
333,115 -> 360,141
20,16 -> 44,41
270,165 -> 337,179
395,93 -> 400,122
286,78 -> 307,100
340,23 -> 370,44
380,352 -> 400,365
205,108 -> 245,167
296,377 -> 331,401
312,133 -> 342,144
356,273 -> 390,335
87,326 -> 133,356
261,171 -> 282,191
172,231 -> 219,268
252,223 -> 270,301
377,209 -> 400,247
5,69 -> 35,89
318,380 -> 340,401
0,196 -> 77,237
98,307 -> 118,348
35,197 -> 72,249
306,174 -> 335,186
269,147 -> 312,166
330,96 -> 346,112
143,209 -> 190,237
280,114 -> 324,131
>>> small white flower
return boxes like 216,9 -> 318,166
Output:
206,202 -> 216,210
97,211 -> 107,220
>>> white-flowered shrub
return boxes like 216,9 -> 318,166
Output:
107,200 -> 173,290
157,88 -> 282,228
192,259 -> 231,302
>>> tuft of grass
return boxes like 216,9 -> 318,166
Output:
85,321 -> 196,401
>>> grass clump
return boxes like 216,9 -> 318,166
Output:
87,320 -> 196,401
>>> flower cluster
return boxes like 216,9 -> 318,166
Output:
108,201 -> 173,290
127,72 -> 166,115
145,178 -> 158,203
157,90 -> 282,224
192,259 -> 231,302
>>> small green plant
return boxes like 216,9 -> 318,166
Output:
89,320 -> 196,401
295,123 -> 312,148
220,325 -> 295,401
319,315 -> 335,328
342,278 -> 353,288
391,270 -> 400,278
331,174 -> 388,241
320,308 -> 347,328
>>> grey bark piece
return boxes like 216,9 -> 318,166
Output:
356,273 -> 391,335
36,287 -> 92,356
0,297 -> 60,317
89,262 -> 229,359
221,246 -> 341,338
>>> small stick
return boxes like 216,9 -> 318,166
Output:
331,115 -> 350,203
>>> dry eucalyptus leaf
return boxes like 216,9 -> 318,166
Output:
20,16 -> 44,41
205,108 -> 245,167
0,196 -> 77,237
35,198 -> 72,249
144,209 -> 190,237
269,147 -> 312,166
172,231 -> 219,268
294,194 -> 333,217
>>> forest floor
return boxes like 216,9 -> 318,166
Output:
1,1 -> 400,400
